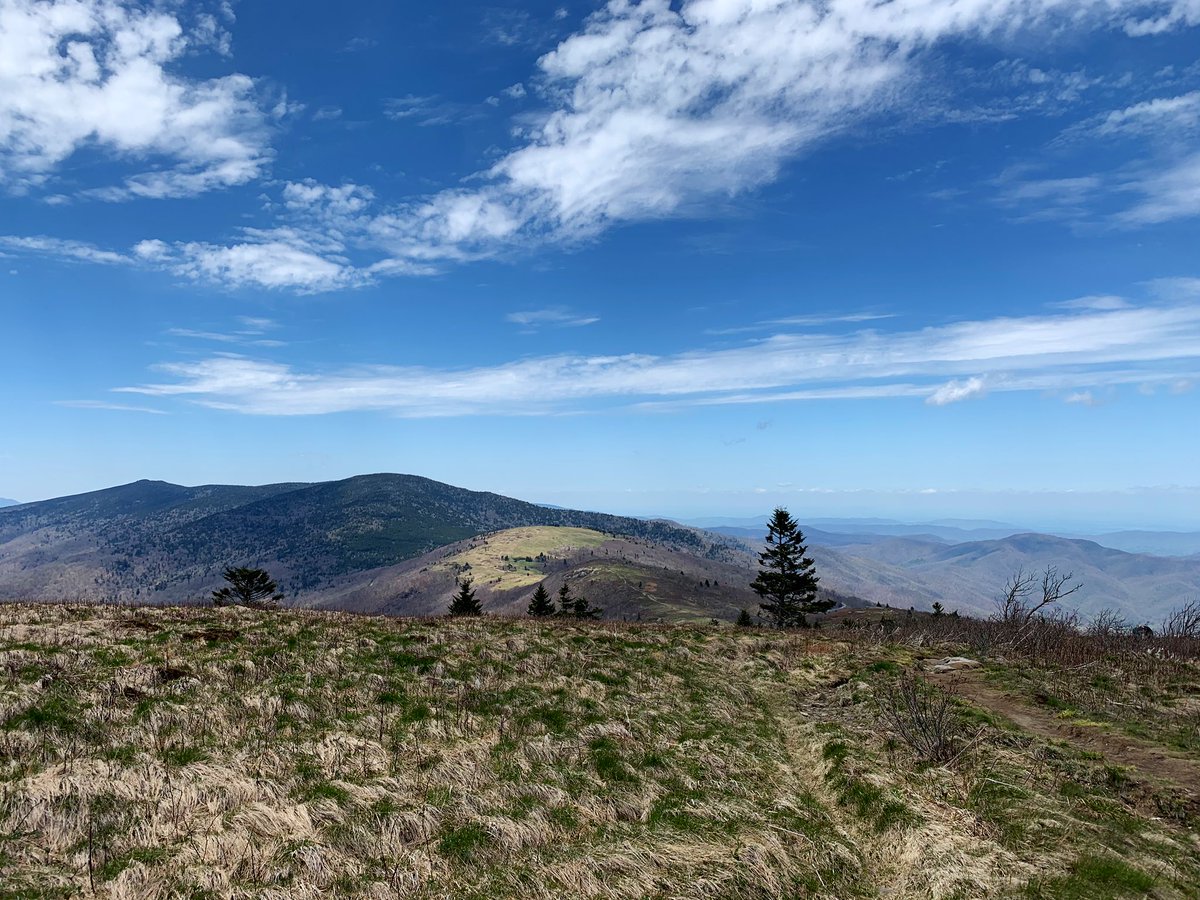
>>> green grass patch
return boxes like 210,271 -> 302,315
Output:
1026,853 -> 1155,898
437,822 -> 491,863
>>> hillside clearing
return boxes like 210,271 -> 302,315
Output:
432,527 -> 612,591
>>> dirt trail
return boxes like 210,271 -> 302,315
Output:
934,669 -> 1200,798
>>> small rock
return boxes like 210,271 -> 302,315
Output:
927,656 -> 982,674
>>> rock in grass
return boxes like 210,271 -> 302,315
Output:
927,656 -> 982,674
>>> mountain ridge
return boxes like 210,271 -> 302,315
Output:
806,531 -> 1200,622
0,474 -> 738,608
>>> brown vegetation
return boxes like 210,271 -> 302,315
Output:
1,602 -> 1198,898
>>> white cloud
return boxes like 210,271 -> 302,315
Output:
7,0 -> 1198,289
1123,0 -> 1200,34
927,376 -> 988,406
237,316 -> 277,332
383,95 -> 481,127
118,302 -> 1200,416
1053,295 -> 1131,311
361,0 -> 1200,268
0,234 -> 127,264
1117,152 -> 1200,224
506,307 -> 599,328
166,327 -> 285,348
707,312 -> 894,335
1064,390 -> 1097,406
148,233 -> 364,293
0,0 -> 270,197
119,182 -> 377,291
1093,91 -> 1200,136
54,400 -> 166,414
1148,276 -> 1200,301
1005,90 -> 1200,225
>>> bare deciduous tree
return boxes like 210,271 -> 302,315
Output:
996,568 -> 1037,624
995,565 -> 1082,624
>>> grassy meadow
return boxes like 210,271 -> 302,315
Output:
1,604 -> 1198,898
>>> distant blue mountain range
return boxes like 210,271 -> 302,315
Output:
691,516 -> 1200,558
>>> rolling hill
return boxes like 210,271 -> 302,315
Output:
0,475 -> 747,616
311,525 -> 860,622
1086,530 -> 1200,557
807,533 -> 1200,623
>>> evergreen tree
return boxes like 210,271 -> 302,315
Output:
570,593 -> 604,620
735,608 -> 754,628
931,601 -> 944,617
212,567 -> 282,610
556,583 -> 574,616
448,576 -> 482,616
554,582 -> 603,619
527,582 -> 555,617
750,507 -> 828,627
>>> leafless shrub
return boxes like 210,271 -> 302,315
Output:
1162,598 -> 1200,640
876,671 -> 962,764
1087,608 -> 1129,638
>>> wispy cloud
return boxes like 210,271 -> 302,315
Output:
505,307 -> 599,329
1117,152 -> 1200,225
1000,90 -> 1200,226
54,400 -> 167,415
166,327 -> 285,348
0,0 -> 271,198
927,376 -> 988,406
353,0 -> 1199,271
117,300 -> 1200,417
1064,390 -> 1099,406
1053,295 -> 1132,311
707,312 -> 894,336
134,231 -> 364,293
0,235 -> 128,265
480,7 -> 563,48
4,1 -> 1198,291
383,95 -> 483,128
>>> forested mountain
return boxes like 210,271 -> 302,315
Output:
0,474 -> 733,604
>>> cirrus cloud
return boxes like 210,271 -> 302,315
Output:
114,299 -> 1200,416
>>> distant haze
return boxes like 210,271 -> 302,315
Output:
571,487 -> 1200,534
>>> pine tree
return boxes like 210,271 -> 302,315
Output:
212,567 -> 282,610
556,583 -> 574,616
448,576 -> 482,616
735,608 -> 754,628
750,507 -> 828,627
554,582 -> 602,619
527,582 -> 555,617
571,593 -> 604,620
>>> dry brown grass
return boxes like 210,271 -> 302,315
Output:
1,604 -> 1198,898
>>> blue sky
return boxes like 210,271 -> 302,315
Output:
2,0 -> 1199,529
